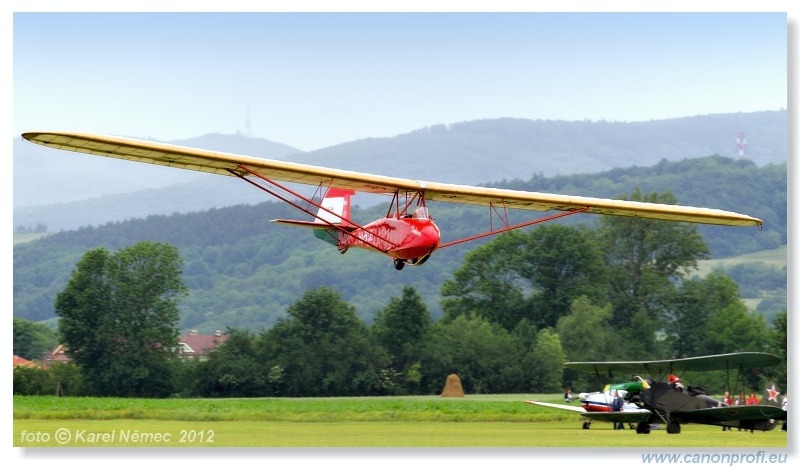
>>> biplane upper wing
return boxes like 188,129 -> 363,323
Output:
21,131 -> 763,227
565,352 -> 782,379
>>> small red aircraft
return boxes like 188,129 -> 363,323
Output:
272,187 -> 441,269
21,131 -> 763,270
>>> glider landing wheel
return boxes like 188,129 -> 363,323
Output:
666,421 -> 681,434
393,259 -> 405,270
636,421 -> 651,434
582,421 -> 590,430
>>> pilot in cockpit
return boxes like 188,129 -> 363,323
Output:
669,374 -> 685,392
414,206 -> 432,219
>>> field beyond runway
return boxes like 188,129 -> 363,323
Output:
13,394 -> 789,448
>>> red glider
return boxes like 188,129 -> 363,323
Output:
22,132 -> 763,270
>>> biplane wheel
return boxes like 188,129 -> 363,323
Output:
636,421 -> 651,434
582,421 -> 590,430
393,259 -> 405,270
666,421 -> 681,434
338,247 -> 348,254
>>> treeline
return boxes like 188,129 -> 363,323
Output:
14,210 -> 787,398
185,287 -> 568,397
14,284 -> 786,398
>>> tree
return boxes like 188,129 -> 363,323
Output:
517,224 -> 607,328
371,286 -> 433,394
13,366 -> 50,395
441,231 -> 528,329
193,328 -> 266,397
597,189 -> 710,335
420,314 -> 523,394
13,317 -> 58,361
704,302 -> 771,356
527,328 -> 566,393
55,241 -> 187,397
262,287 -> 386,396
704,302 -> 773,392
668,270 -> 742,358
441,224 -> 606,330
556,296 -> 621,390
769,310 -> 787,392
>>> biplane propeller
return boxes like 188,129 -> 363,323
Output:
21,131 -> 763,270
527,352 -> 787,434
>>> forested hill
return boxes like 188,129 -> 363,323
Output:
14,155 -> 785,333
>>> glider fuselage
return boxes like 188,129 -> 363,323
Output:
341,215 -> 441,263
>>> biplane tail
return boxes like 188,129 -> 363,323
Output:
761,384 -> 784,408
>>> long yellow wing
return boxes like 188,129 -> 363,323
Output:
21,131 -> 763,227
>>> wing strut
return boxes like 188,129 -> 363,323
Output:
438,206 -> 590,249
228,164 -> 399,252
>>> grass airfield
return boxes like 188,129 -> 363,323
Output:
15,418 -> 790,448
14,394 -> 789,448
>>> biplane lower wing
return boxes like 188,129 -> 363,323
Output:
672,405 -> 786,424
21,131 -> 764,227
525,400 -> 589,414
525,401 -> 651,424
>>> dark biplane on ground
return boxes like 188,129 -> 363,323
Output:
528,352 -> 786,434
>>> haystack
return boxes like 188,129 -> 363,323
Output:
440,373 -> 465,397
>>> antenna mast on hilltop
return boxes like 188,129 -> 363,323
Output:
736,131 -> 747,159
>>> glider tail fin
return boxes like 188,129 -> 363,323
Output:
315,187 -> 356,225
271,187 -> 356,247
311,187 -> 355,247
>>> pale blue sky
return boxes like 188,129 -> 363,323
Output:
12,11 -> 788,151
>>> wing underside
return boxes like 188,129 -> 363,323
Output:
22,131 -> 763,227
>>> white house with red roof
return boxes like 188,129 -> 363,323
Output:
41,344 -> 70,367
177,330 -> 228,360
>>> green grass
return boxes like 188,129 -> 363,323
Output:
12,395 -> 789,447
13,394 -> 569,423
13,418 -> 790,447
